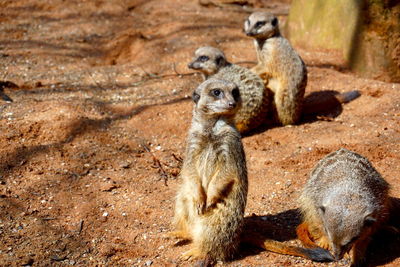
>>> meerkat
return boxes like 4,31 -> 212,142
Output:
188,46 -> 270,134
244,12 -> 306,125
169,78 -> 333,264
297,148 -> 391,266
170,78 -> 248,264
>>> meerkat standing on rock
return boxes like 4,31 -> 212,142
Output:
297,148 -> 391,266
170,78 -> 248,264
188,46 -> 270,134
244,12 -> 307,125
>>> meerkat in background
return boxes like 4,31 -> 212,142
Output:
297,148 -> 391,266
244,12 -> 306,125
188,46 -> 270,134
170,78 -> 248,264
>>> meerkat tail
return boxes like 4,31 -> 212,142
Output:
335,90 -> 360,103
242,236 -> 334,262
0,91 -> 13,102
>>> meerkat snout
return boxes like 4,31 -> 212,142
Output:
188,46 -> 227,76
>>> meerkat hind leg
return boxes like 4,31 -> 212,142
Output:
179,246 -> 204,261
296,222 -> 319,248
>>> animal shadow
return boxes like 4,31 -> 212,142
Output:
366,197 -> 400,267
302,90 -> 360,122
238,209 -> 302,258
242,89 -> 360,137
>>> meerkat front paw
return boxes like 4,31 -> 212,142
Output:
194,198 -> 206,215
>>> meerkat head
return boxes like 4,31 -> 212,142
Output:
244,12 -> 279,39
319,192 -> 378,261
188,46 -> 229,76
192,78 -> 241,118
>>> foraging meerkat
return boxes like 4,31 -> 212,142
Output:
297,148 -> 391,266
170,78 -> 248,264
188,46 -> 270,134
169,78 -> 333,264
244,12 -> 306,125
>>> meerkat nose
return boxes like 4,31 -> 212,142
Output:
228,102 -> 236,108
188,62 -> 194,69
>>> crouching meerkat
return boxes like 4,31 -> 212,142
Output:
188,46 -> 270,134
244,12 -> 306,125
169,78 -> 333,265
170,78 -> 248,264
297,148 -> 391,266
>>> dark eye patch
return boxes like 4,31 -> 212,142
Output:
255,21 -> 266,28
198,55 -> 209,62
271,17 -> 278,27
232,88 -> 240,101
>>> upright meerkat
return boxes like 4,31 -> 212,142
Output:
170,78 -> 333,265
297,148 -> 391,266
188,46 -> 270,134
244,12 -> 306,125
170,78 -> 248,264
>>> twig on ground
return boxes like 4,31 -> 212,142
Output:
172,153 -> 183,164
234,60 -> 257,66
141,142 -> 169,186
86,70 -> 106,90
77,219 -> 84,235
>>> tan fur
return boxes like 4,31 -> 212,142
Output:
298,148 -> 391,266
171,78 -> 248,263
188,46 -> 270,134
244,12 -> 306,125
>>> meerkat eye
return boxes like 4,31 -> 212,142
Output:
271,17 -> 278,26
211,89 -> 222,97
198,55 -> 209,62
364,216 -> 376,227
232,88 -> 240,101
255,21 -> 266,28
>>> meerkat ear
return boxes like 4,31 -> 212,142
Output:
192,91 -> 200,104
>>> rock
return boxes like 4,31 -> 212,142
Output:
286,0 -> 400,82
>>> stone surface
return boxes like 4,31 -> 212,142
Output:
286,0 -> 400,82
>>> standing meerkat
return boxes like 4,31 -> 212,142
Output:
244,12 -> 306,125
169,78 -> 333,265
170,78 -> 248,264
297,148 -> 391,266
188,46 -> 270,134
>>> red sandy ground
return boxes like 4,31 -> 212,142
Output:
0,0 -> 399,266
